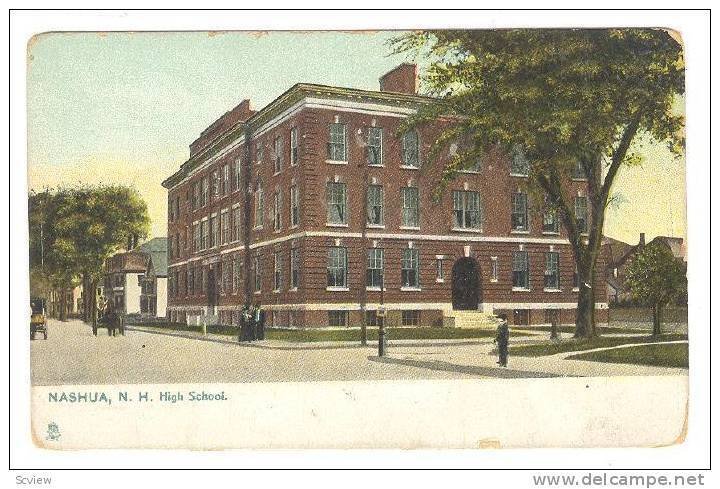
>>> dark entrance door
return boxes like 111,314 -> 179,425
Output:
207,268 -> 217,307
452,257 -> 480,310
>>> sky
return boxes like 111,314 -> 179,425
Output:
26,31 -> 686,246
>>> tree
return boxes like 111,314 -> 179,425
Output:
28,185 -> 150,322
391,29 -> 685,337
624,242 -> 686,336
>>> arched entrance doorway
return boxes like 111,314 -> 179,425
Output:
452,257 -> 481,310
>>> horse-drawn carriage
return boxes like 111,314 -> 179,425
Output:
30,298 -> 48,340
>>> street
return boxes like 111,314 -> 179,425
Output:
31,319 -> 687,386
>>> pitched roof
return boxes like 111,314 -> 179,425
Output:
139,237 -> 168,277
602,236 -> 636,268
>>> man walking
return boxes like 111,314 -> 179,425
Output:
494,314 -> 510,367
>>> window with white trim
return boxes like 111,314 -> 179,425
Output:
233,255 -> 241,294
367,185 -> 384,226
401,310 -> 420,327
222,164 -> 230,195
201,177 -> 209,207
545,252 -> 560,289
575,196 -> 588,234
490,257 -> 498,282
366,248 -> 384,288
328,310 -> 348,327
199,220 -> 208,250
543,195 -> 559,233
328,123 -> 347,161
402,248 -> 420,288
436,258 -> 445,281
253,256 -> 261,292
401,130 -> 419,167
211,170 -> 219,198
512,251 -> 530,289
326,182 -> 347,225
327,247 -> 348,288
273,191 -> 281,231
232,207 -> 241,242
401,187 -> 419,228
209,215 -> 217,248
367,127 -> 383,166
254,181 -> 264,228
221,210 -> 230,244
453,190 -> 482,230
290,127 -> 298,166
233,160 -> 242,191
273,251 -> 282,291
290,247 -> 299,289
255,141 -> 263,164
290,185 -> 299,227
572,160 -> 587,180
511,192 -> 529,231
273,135 -> 283,174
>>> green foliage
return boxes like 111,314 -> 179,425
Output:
28,185 -> 150,296
624,242 -> 687,308
391,29 -> 685,336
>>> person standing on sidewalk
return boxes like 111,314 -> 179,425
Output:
494,314 -> 510,367
254,301 -> 265,341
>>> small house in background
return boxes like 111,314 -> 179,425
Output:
139,238 -> 168,320
603,233 -> 686,304
103,237 -> 168,319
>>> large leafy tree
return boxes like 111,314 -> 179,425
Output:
28,185 -> 150,321
392,29 -> 685,337
624,241 -> 686,336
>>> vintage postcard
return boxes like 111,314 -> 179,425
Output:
26,28 -> 689,450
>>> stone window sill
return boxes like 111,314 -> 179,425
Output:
510,173 -> 529,178
326,223 -> 349,228
366,287 -> 387,292
401,287 -> 422,292
367,224 -> 385,229
544,288 -> 563,293
399,226 -> 420,231
400,165 -> 419,170
512,287 -> 531,292
326,286 -> 350,292
326,160 -> 348,165
510,230 -> 530,234
451,227 -> 483,233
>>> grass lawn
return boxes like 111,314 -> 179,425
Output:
131,322 -> 505,342
528,325 -> 652,335
566,343 -> 688,368
508,333 -> 687,357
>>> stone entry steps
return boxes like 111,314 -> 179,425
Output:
444,310 -> 499,329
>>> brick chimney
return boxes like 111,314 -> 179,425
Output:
639,233 -> 646,246
190,99 -> 255,156
379,63 -> 418,95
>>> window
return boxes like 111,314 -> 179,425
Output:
543,195 -> 559,233
453,190 -> 482,230
254,182 -> 264,228
326,182 -> 347,225
367,127 -> 383,166
327,247 -> 348,288
188,268 -> 195,296
401,130 -> 419,167
512,251 -> 530,289
211,170 -> 219,197
222,164 -> 230,195
402,248 -> 420,288
201,177 -> 209,207
575,196 -> 588,234
290,185 -> 299,227
256,141 -> 263,164
367,185 -> 384,226
273,191 -> 281,231
402,310 -> 420,327
199,220 -> 208,250
401,187 -> 419,228
221,210 -> 230,244
328,310 -> 348,327
545,252 -> 560,289
234,159 -> 242,191
328,123 -> 347,161
366,310 -> 384,327
232,207 -> 241,242
209,215 -> 217,248
273,251 -> 282,291
573,160 -> 587,180
436,258 -> 444,282
490,257 -> 498,282
192,182 -> 199,210
290,248 -> 299,289
232,255 -> 241,293
510,145 -> 529,176
511,192 -> 529,231
290,127 -> 298,166
253,256 -> 261,292
273,136 -> 283,174
366,248 -> 384,288
193,222 -> 200,252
